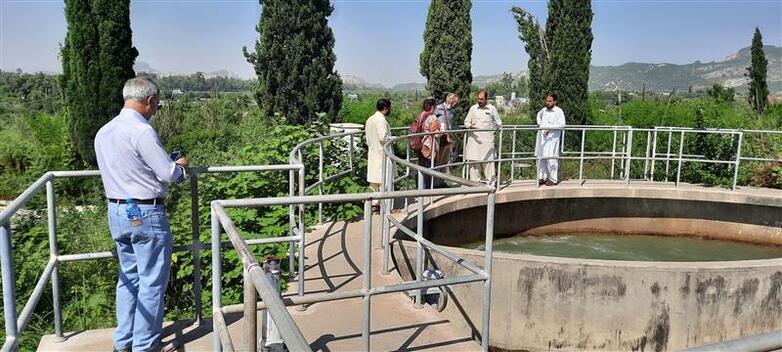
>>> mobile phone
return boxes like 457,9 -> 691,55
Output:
169,150 -> 183,161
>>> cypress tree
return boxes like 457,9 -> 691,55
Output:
243,0 -> 343,125
513,0 -> 593,125
746,27 -> 769,114
61,0 -> 137,164
419,0 -> 472,110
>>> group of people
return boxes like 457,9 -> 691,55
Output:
365,90 -> 567,204
91,75 -> 567,351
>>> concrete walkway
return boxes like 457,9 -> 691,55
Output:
37,212 -> 481,351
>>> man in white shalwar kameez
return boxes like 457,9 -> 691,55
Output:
365,98 -> 391,212
464,89 -> 502,183
535,93 -> 566,186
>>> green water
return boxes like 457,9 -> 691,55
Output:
462,233 -> 782,261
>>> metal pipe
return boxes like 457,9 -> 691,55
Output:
1,222 -> 20,352
217,186 -> 494,209
211,208 -> 223,352
189,174 -> 203,325
611,129 -> 617,179
17,258 -> 56,332
650,130 -> 658,181
362,201 -> 373,351
414,170 -> 424,308
298,166 -> 306,298
496,129 -> 503,188
682,329 -> 782,352
643,131 -> 651,179
247,266 -> 311,351
46,181 -> 64,338
211,309 -> 235,352
382,157 -> 392,276
369,274 -> 486,296
665,131 -> 672,181
222,289 -> 366,313
511,130 -> 517,182
318,141 -> 324,224
676,131 -> 685,186
481,192 -> 496,352
0,173 -> 53,224
579,129 -> 586,181
732,132 -> 743,190
625,130 -> 634,184
386,216 -> 486,277
243,268 -> 257,352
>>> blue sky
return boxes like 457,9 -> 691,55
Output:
1,0 -> 780,86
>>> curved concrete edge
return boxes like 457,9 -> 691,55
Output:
388,182 -> 782,351
417,182 -> 782,223
391,240 -> 782,351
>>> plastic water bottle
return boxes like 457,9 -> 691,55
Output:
125,197 -> 142,227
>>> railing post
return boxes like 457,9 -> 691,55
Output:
382,156 -> 393,276
414,170 -> 424,309
611,129 -> 617,179
362,200 -> 373,351
297,164 -> 306,300
189,172 -> 203,325
665,130 -> 673,182
481,192 -> 496,352
496,128 -> 503,188
644,131 -> 652,180
650,130 -> 658,181
210,208 -> 223,352
46,181 -> 64,340
676,131 -> 685,186
510,129 -> 517,182
625,130 -> 634,184
732,132 -> 743,190
318,141 -> 324,225
1,222 -> 19,351
349,134 -> 355,171
579,129 -> 586,182
619,131 -> 627,179
243,268 -> 257,352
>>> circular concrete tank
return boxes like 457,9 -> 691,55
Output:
390,183 -> 782,351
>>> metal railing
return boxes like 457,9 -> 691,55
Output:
1,124 -> 780,352
0,165 -> 305,352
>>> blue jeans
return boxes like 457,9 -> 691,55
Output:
107,202 -> 173,351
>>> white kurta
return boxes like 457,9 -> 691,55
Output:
534,106 -> 566,157
365,111 -> 390,183
463,104 -> 502,161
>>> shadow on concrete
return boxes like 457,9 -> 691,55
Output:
309,319 -> 473,352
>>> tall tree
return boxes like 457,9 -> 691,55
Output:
746,27 -> 769,114
244,0 -> 342,125
513,0 -> 593,125
61,0 -> 137,164
419,0 -> 472,111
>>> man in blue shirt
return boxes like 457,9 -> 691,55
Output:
95,77 -> 188,352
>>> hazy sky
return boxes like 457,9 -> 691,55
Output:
1,0 -> 780,86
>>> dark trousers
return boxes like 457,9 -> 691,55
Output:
418,155 -> 434,189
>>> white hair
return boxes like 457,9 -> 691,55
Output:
446,92 -> 460,104
122,77 -> 159,102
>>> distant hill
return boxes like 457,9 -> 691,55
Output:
134,61 -> 243,80
589,45 -> 782,92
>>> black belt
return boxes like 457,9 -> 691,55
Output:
108,198 -> 164,206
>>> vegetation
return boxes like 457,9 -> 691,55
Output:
747,27 -> 770,114
243,0 -> 343,125
61,0 -> 138,165
512,0 -> 594,125
419,0 -> 473,112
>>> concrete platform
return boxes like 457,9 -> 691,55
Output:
38,215 -> 481,351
